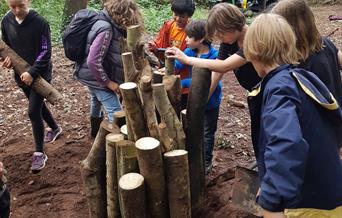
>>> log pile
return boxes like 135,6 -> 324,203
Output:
81,23 -> 210,218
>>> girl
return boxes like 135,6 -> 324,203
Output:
1,0 -> 62,173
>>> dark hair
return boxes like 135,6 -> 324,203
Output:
171,0 -> 196,17
185,20 -> 211,45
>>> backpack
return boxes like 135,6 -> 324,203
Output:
62,9 -> 100,63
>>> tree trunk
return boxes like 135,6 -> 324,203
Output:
118,173 -> 146,218
116,140 -> 139,181
135,137 -> 168,218
81,120 -> 119,218
106,133 -> 125,218
186,67 -> 211,215
61,0 -> 88,32
164,150 -> 191,218
140,75 -> 159,139
163,75 -> 182,117
0,40 -> 62,105
113,110 -> 126,128
119,82 -> 148,141
152,83 -> 185,149
158,122 -> 175,153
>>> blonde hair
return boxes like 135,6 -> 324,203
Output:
104,0 -> 143,31
206,3 -> 246,40
243,13 -> 299,67
272,0 -> 323,61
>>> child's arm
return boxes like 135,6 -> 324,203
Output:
148,20 -> 172,52
258,81 -> 308,213
27,22 -> 52,79
167,47 -> 247,73
175,48 -> 192,71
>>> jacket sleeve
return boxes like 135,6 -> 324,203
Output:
257,81 -> 309,212
1,19 -> 10,45
87,30 -> 113,86
28,21 -> 52,79
153,20 -> 172,49
175,48 -> 192,70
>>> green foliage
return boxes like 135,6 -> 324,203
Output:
0,0 -> 9,17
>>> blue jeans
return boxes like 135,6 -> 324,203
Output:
204,107 -> 220,164
88,87 -> 122,122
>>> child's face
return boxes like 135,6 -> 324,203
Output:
172,12 -> 189,29
7,0 -> 29,20
217,30 -> 240,44
185,36 -> 202,50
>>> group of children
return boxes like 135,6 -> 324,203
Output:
0,0 -> 342,217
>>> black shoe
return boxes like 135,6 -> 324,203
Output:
90,117 -> 103,138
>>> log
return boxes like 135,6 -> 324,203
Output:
0,40 -> 62,105
165,56 -> 175,76
152,83 -> 185,149
164,150 -> 191,218
152,70 -> 164,84
81,120 -> 119,218
158,122 -> 174,153
186,67 -> 211,215
118,173 -> 146,218
106,133 -> 125,218
127,25 -> 142,51
140,75 -> 159,139
135,137 -> 168,218
163,75 -> 182,117
120,124 -> 128,139
116,140 -> 139,181
113,110 -> 126,128
119,82 -> 148,141
122,52 -> 139,83
181,109 -> 187,133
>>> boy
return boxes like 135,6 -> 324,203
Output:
174,20 -> 220,174
244,13 -> 342,217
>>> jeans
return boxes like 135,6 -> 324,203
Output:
204,107 -> 220,164
88,87 -> 122,122
22,86 -> 58,152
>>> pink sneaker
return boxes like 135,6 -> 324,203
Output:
44,126 -> 62,143
31,152 -> 48,173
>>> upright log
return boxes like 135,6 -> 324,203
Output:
165,56 -> 175,76
81,120 -> 119,218
116,140 -> 139,181
118,173 -> 146,218
127,25 -> 144,71
140,75 -> 159,139
106,133 -> 125,218
163,75 -> 182,117
113,110 -> 126,128
181,109 -> 187,133
122,52 -> 139,83
119,82 -> 148,141
0,40 -> 62,105
164,150 -> 191,218
152,70 -> 164,84
158,122 -> 174,153
186,67 -> 211,215
135,137 -> 168,218
152,83 -> 185,149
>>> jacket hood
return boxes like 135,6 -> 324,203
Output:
7,9 -> 39,26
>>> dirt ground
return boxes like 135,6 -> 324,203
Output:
0,5 -> 341,218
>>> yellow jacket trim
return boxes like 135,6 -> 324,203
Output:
285,205 -> 342,218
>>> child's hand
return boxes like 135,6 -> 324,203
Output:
147,42 -> 156,52
107,80 -> 120,94
166,47 -> 188,64
20,72 -> 33,86
1,56 -> 12,68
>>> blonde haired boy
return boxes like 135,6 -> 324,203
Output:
244,13 -> 342,218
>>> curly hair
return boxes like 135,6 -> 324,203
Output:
104,0 -> 144,31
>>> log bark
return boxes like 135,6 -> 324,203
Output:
135,137 -> 168,218
158,122 -> 174,153
127,25 -> 144,71
81,120 -> 119,218
165,56 -> 175,76
113,110 -> 126,128
106,133 -> 125,218
118,173 -> 146,218
152,83 -> 185,149
140,75 -> 159,139
0,40 -> 63,105
116,140 -> 139,181
164,150 -> 191,218
186,67 -> 211,215
119,82 -> 148,141
163,75 -> 182,117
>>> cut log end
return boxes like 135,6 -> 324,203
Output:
135,137 -> 160,150
106,133 -> 124,143
122,52 -> 132,56
119,173 -> 144,190
127,25 -> 141,30
120,124 -> 128,135
164,149 -> 187,157
120,82 -> 137,90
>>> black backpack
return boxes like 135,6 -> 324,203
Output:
62,9 -> 100,63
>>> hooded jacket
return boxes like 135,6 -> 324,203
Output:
248,64 -> 342,212
74,9 -> 126,90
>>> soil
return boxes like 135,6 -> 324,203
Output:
0,5 -> 341,218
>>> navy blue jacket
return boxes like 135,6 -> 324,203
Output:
248,65 -> 342,212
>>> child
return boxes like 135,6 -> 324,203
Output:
167,3 -> 261,93
244,13 -> 342,217
0,162 -> 10,218
74,0 -> 142,137
175,20 -> 221,174
1,0 -> 62,173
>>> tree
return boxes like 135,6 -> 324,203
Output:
61,0 -> 88,33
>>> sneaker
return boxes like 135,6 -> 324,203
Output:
31,152 -> 48,173
205,161 -> 213,175
44,126 -> 62,143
